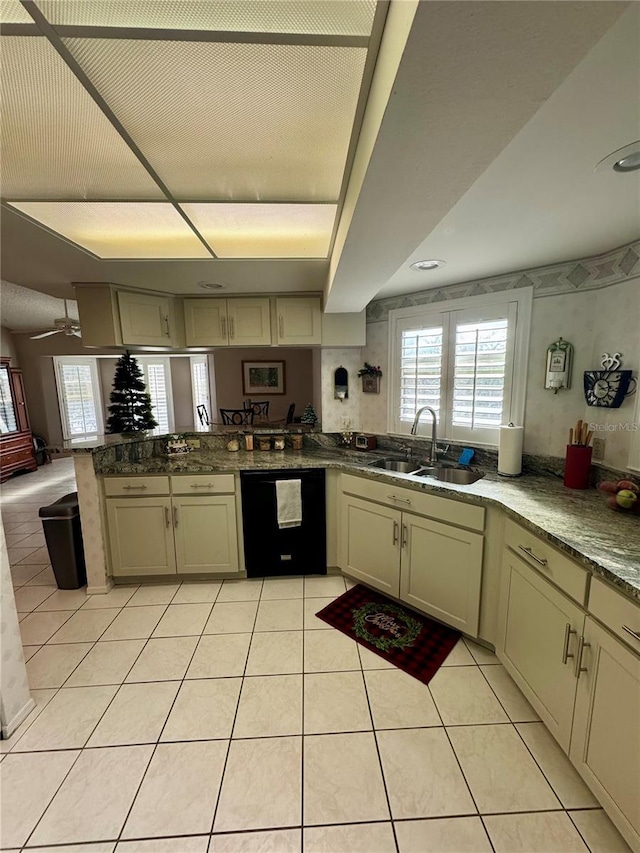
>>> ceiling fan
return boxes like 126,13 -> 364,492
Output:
23,300 -> 82,339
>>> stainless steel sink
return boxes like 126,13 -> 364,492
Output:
368,458 -> 422,474
413,466 -> 485,485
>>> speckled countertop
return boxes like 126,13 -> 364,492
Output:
93,447 -> 640,601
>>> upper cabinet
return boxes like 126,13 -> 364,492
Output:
275,297 -> 322,345
118,291 -> 174,347
184,298 -> 271,347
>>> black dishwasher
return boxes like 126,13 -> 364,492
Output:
240,469 -> 326,577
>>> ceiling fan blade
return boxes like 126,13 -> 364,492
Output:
69,329 -> 82,337
30,329 -> 61,339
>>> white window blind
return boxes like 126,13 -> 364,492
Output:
452,318 -> 508,429
190,356 -> 211,431
139,358 -> 174,435
54,357 -> 103,439
399,325 -> 443,424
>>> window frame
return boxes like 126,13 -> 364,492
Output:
137,356 -> 175,435
53,356 -> 104,440
387,289 -> 532,445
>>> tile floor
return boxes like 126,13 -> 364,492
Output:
1,460 -> 632,852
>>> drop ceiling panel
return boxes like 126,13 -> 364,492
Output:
0,0 -> 33,23
36,1 -> 376,36
0,37 -> 164,200
181,203 -> 336,257
7,202 -> 211,258
62,38 -> 367,200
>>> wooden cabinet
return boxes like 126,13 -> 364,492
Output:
570,617 -> 640,850
275,297 -> 321,345
173,496 -> 238,574
106,497 -> 176,576
341,494 -> 401,597
0,360 -> 37,482
117,291 -> 174,346
184,298 -> 271,347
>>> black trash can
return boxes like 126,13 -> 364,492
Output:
39,492 -> 87,589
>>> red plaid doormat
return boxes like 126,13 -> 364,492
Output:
316,584 -> 460,686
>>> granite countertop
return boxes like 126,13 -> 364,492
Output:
93,447 -> 640,601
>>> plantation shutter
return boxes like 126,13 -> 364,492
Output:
452,317 -> 509,429
54,358 -> 102,439
139,358 -> 174,434
398,323 -> 444,426
190,356 -> 211,431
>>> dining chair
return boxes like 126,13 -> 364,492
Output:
243,400 -> 270,422
220,408 -> 254,426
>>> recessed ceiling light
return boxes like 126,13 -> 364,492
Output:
197,281 -> 225,290
595,141 -> 640,173
410,259 -> 446,271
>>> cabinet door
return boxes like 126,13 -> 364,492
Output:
184,298 -> 228,346
399,512 -> 483,636
570,618 -> 640,850
497,550 -> 584,751
276,297 -> 321,345
340,494 -> 401,597
227,298 -> 271,346
173,496 -> 239,575
118,291 -> 172,346
107,498 -> 176,576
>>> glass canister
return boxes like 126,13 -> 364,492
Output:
290,433 -> 303,451
258,436 -> 271,452
273,436 -> 285,451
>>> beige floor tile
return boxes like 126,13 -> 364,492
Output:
214,736 -> 302,832
304,575 -> 346,598
216,578 -> 264,602
34,844 -> 116,853
82,586 -> 139,609
11,685 -> 117,752
13,585 -> 55,612
395,817 -> 492,852
569,809 -> 632,853
481,664 -> 540,722
19,610 -> 74,645
304,731 -> 389,825
171,581 -> 222,604
152,602 -> 213,637
378,727 -> 475,819
123,741 -> 227,839
254,598 -> 304,632
358,644 -> 395,669
30,745 -> 153,846
304,671 -> 372,734
15,531 -> 46,549
125,637 -> 197,682
26,643 -> 93,688
463,637 -> 500,664
516,722 -> 599,808
304,822 -> 396,853
441,638 -> 476,666
3,689 -> 57,751
303,597 -> 335,629
25,566 -> 57,586
204,601 -> 258,634
125,584 -> 180,607
161,677 -> 242,741
246,630 -> 303,675
210,829 -> 300,853
11,562 -> 47,585
8,545 -> 40,564
87,682 -> 180,747
18,546 -> 58,565
448,724 -> 561,813
48,608 -> 120,644
66,639 -> 146,687
117,838 -> 208,852
6,530 -> 33,546
99,605 -> 166,641
233,674 -> 302,738
304,629 -> 360,672
35,588 -> 89,610
186,634 -> 252,679
429,666 -> 509,725
365,668 -> 441,728
484,811 -> 589,852
260,577 -> 304,600
22,644 -> 41,661
0,750 -> 80,849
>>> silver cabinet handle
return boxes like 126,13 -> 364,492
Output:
123,484 -> 147,491
393,521 -> 399,546
562,622 -> 576,664
165,506 -> 170,527
518,544 -> 548,566
279,316 -> 284,338
387,494 -> 412,505
622,625 -> 640,642
164,316 -> 170,337
574,635 -> 591,679
173,506 -> 178,527
229,316 -> 235,339
221,315 -> 227,338
190,483 -> 215,489
401,523 -> 408,549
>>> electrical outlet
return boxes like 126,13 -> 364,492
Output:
186,438 -> 201,449
592,437 -> 605,461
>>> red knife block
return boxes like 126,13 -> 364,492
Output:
564,445 -> 592,489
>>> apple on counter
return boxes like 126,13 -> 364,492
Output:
598,479 -> 640,513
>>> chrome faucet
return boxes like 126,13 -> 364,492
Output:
411,406 -> 438,464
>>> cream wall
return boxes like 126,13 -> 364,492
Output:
359,278 -> 640,470
0,326 -> 19,365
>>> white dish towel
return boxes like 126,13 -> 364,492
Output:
276,479 -> 302,529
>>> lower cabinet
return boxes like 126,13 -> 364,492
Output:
341,493 -> 483,635
107,497 -> 176,576
172,496 -> 238,574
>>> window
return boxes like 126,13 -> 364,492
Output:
137,357 -> 174,434
54,357 -> 103,440
388,290 -> 532,444
190,356 -> 211,431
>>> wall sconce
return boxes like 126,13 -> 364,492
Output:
545,338 -> 573,394
334,366 -> 349,402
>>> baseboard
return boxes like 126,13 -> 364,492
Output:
2,696 -> 36,739
86,578 -> 114,595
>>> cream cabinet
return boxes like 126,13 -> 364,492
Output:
341,494 -> 401,597
570,617 -> 640,850
275,297 -> 321,345
184,298 -> 271,346
172,496 -> 239,574
117,291 -> 175,347
106,497 -> 176,576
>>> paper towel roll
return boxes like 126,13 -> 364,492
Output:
498,424 -> 523,477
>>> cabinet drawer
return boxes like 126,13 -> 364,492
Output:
104,476 -> 170,496
340,473 -> 484,532
171,474 -> 235,494
504,518 -> 587,605
589,577 -> 640,654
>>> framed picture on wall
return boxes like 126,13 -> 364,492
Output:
242,361 -> 286,395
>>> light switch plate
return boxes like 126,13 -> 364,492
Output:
592,437 -> 605,461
